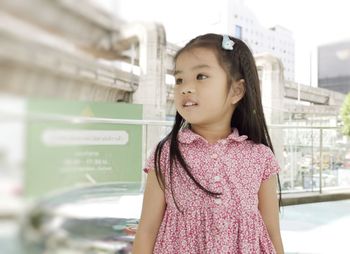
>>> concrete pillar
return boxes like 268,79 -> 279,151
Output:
119,22 -> 168,163
255,54 -> 285,169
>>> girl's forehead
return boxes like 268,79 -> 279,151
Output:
175,47 -> 220,69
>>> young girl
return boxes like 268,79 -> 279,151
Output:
132,34 -> 284,254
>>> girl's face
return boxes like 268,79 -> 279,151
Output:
174,47 -> 243,128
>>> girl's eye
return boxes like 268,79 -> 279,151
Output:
197,74 -> 208,80
175,78 -> 183,85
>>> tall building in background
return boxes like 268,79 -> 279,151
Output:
318,40 -> 350,94
111,0 -> 296,81
226,0 -> 295,81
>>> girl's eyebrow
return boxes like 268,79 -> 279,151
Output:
174,64 -> 211,76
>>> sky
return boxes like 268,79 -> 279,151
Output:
244,0 -> 350,86
99,0 -> 350,86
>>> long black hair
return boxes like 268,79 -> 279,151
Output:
154,34 -> 282,210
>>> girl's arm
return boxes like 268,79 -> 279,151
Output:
132,169 -> 166,254
258,175 -> 285,254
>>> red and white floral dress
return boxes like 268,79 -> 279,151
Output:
144,128 -> 280,254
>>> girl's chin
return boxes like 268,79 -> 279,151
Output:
178,113 -> 205,125
182,120 -> 204,126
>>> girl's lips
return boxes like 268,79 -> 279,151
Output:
182,100 -> 198,107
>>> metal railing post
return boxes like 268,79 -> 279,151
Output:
319,128 -> 323,194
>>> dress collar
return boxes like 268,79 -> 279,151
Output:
178,128 -> 248,144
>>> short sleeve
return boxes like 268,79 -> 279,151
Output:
262,146 -> 280,181
143,141 -> 169,174
143,148 -> 156,174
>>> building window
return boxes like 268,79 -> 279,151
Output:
235,25 -> 242,39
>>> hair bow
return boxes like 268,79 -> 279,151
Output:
222,35 -> 235,50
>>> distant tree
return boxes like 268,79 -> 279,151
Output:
341,93 -> 350,136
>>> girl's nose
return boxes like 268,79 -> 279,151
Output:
181,88 -> 195,95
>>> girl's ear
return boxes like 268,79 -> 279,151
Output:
230,79 -> 246,105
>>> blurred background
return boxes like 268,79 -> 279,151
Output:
1,0 -> 350,253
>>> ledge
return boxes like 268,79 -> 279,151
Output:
282,188 -> 350,206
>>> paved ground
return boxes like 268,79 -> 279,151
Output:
1,199 -> 350,254
0,220 -> 22,254
280,199 -> 350,254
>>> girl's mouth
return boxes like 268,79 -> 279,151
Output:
183,101 -> 198,107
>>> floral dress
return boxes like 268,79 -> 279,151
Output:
144,128 -> 280,254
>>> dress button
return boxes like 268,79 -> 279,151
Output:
211,153 -> 218,159
218,220 -> 229,230
213,175 -> 221,182
214,198 -> 222,205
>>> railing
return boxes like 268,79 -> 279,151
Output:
269,125 -> 350,194
1,111 -> 350,196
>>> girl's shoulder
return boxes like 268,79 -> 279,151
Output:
244,143 -> 280,179
244,141 -> 275,159
150,137 -> 171,159
255,142 -> 273,153
143,138 -> 171,174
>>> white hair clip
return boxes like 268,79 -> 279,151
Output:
222,35 -> 235,50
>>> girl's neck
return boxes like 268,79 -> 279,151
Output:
190,125 -> 232,144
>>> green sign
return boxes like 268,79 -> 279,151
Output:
25,98 -> 142,197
